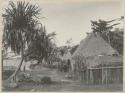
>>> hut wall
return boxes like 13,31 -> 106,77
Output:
89,67 -> 123,84
73,66 -> 123,85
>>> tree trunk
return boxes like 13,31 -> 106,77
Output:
7,48 -> 24,82
108,35 -> 111,45
23,63 -> 26,72
2,50 -> 3,73
7,57 -> 24,82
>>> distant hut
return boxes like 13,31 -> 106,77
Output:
72,32 -> 123,84
62,50 -> 72,72
63,49 -> 72,61
3,52 -> 21,71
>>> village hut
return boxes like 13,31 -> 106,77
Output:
61,50 -> 76,78
72,32 -> 123,84
3,52 -> 34,71
72,32 -> 118,57
61,50 -> 73,72
62,49 -> 72,60
3,52 -> 21,71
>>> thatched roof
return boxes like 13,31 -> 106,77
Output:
72,32 -> 118,58
62,51 -> 71,60
86,55 -> 123,68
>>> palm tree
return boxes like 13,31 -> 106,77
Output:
2,1 -> 41,82
27,25 -> 56,65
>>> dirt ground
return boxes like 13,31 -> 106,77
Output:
2,67 -> 123,92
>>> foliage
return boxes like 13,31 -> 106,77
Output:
2,1 -> 41,54
26,25 -> 56,64
18,72 -> 33,82
2,1 -> 57,64
91,19 -> 123,55
110,28 -> 123,54
91,19 -> 120,34
2,1 -> 57,82
59,46 -> 69,56
65,38 -> 73,47
40,76 -> 52,84
2,1 -> 42,81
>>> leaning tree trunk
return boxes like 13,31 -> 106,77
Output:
2,50 -> 3,73
7,48 -> 24,82
23,62 -> 26,72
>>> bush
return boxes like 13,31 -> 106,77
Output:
40,76 -> 52,84
18,72 -> 33,82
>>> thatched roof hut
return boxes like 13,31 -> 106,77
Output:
62,50 -> 72,60
72,32 -> 118,58
71,32 -> 123,69
71,32 -> 123,84
72,32 -> 121,69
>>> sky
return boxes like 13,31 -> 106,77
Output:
0,0 -> 124,47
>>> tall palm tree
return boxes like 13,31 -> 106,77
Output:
2,1 -> 41,82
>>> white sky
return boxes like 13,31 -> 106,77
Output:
0,0 -> 124,47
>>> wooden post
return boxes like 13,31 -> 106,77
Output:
90,69 -> 93,84
106,68 -> 108,84
81,70 -> 83,82
86,68 -> 89,84
102,67 -> 104,84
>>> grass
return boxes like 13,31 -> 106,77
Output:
2,70 -> 15,81
2,68 -> 123,92
3,80 -> 123,92
2,65 -> 123,92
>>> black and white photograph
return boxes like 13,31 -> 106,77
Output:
1,0 -> 124,92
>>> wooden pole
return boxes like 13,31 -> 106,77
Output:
88,66 -> 123,69
90,69 -> 93,84
102,68 -> 104,84
101,62 -> 103,85
106,69 -> 108,84
86,68 -> 89,84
